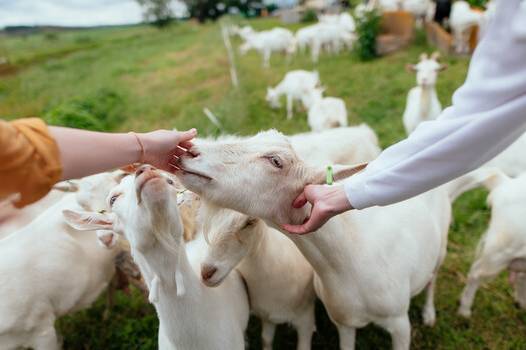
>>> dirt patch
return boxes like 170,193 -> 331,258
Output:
0,63 -> 20,76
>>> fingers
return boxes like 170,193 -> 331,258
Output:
292,191 -> 308,208
282,217 -> 316,235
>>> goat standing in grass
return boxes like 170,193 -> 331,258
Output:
66,166 -> 249,350
403,52 -> 446,134
266,70 -> 320,120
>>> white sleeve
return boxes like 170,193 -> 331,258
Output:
344,0 -> 526,209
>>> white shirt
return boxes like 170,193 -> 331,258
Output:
344,0 -> 526,209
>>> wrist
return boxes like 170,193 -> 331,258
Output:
128,132 -> 145,163
330,185 -> 354,214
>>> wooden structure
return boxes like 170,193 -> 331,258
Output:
376,11 -> 415,55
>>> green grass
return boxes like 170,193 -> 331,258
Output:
2,17 -> 525,349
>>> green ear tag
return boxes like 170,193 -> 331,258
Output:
326,165 -> 334,185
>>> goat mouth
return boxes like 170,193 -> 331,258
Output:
136,174 -> 163,204
177,167 -> 213,181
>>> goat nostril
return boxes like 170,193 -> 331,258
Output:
201,266 -> 217,281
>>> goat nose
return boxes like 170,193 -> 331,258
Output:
135,165 -> 156,177
201,265 -> 217,281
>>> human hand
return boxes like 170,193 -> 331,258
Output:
136,128 -> 197,173
282,184 -> 353,235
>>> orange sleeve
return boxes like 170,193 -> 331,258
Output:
0,118 -> 62,208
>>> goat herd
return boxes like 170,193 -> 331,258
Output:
1,3 -> 524,350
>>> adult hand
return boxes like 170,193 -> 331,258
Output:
137,128 -> 197,173
282,184 -> 353,235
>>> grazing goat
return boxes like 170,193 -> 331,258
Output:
450,1 -> 483,54
403,52 -> 447,134
175,130 -> 453,350
458,170 -> 526,317
65,166 -> 249,350
0,172 -> 125,350
403,0 -> 436,27
302,87 -> 348,132
239,28 -> 296,68
266,70 -> 320,119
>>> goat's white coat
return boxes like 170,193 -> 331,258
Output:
266,70 -> 320,119
70,171 -> 249,350
302,88 -> 348,132
176,130 -> 454,350
450,1 -> 483,54
239,27 -> 296,68
402,55 -> 444,134
458,170 -> 526,317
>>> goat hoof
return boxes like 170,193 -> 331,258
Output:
457,307 -> 471,319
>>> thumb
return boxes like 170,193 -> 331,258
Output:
178,128 -> 197,143
292,191 -> 308,208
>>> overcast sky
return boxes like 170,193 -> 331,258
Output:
0,0 -> 149,28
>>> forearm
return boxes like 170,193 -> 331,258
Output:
50,127 -> 141,180
344,0 -> 526,209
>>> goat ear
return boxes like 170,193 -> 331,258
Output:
405,64 -> 417,73
310,163 -> 368,185
62,209 -> 114,231
53,180 -> 79,192
431,51 -> 441,61
96,230 -> 120,249
419,53 -> 429,61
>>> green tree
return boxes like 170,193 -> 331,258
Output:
136,0 -> 174,27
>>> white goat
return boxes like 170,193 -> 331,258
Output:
176,130 -> 453,350
302,87 -> 348,132
402,0 -> 435,27
65,165 -> 249,350
450,1 -> 483,54
458,170 -> 526,317
266,70 -> 320,119
200,205 -> 316,350
0,172 -> 124,350
197,125 -> 380,350
289,124 -> 381,166
483,133 -> 526,177
230,25 -> 254,40
239,27 -> 296,68
310,23 -> 355,63
403,52 -> 446,134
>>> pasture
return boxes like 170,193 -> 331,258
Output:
1,17 -> 525,349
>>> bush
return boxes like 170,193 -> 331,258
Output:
466,0 -> 488,9
44,88 -> 125,131
354,8 -> 381,61
301,9 -> 318,23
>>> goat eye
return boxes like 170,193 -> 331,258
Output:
109,194 -> 120,207
167,179 -> 174,185
243,218 -> 258,229
268,156 -> 283,169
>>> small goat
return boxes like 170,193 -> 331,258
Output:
239,28 -> 296,68
65,166 -> 249,349
266,70 -> 320,119
302,87 -> 348,132
200,204 -> 316,350
403,52 -> 446,134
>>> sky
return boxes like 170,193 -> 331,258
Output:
0,0 -> 188,28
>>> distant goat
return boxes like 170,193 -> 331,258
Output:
239,27 -> 296,68
302,87 -> 348,132
403,52 -> 446,134
266,70 -> 319,119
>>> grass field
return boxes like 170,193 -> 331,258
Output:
1,17 -> 525,349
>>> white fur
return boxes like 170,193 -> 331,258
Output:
403,53 -> 445,134
239,27 -> 296,68
450,1 -> 483,54
0,172 -> 123,350
68,167 -> 249,349
302,88 -> 348,132
176,130 -> 453,350
458,170 -> 526,317
266,70 -> 320,120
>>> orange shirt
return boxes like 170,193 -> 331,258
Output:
0,118 -> 62,208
